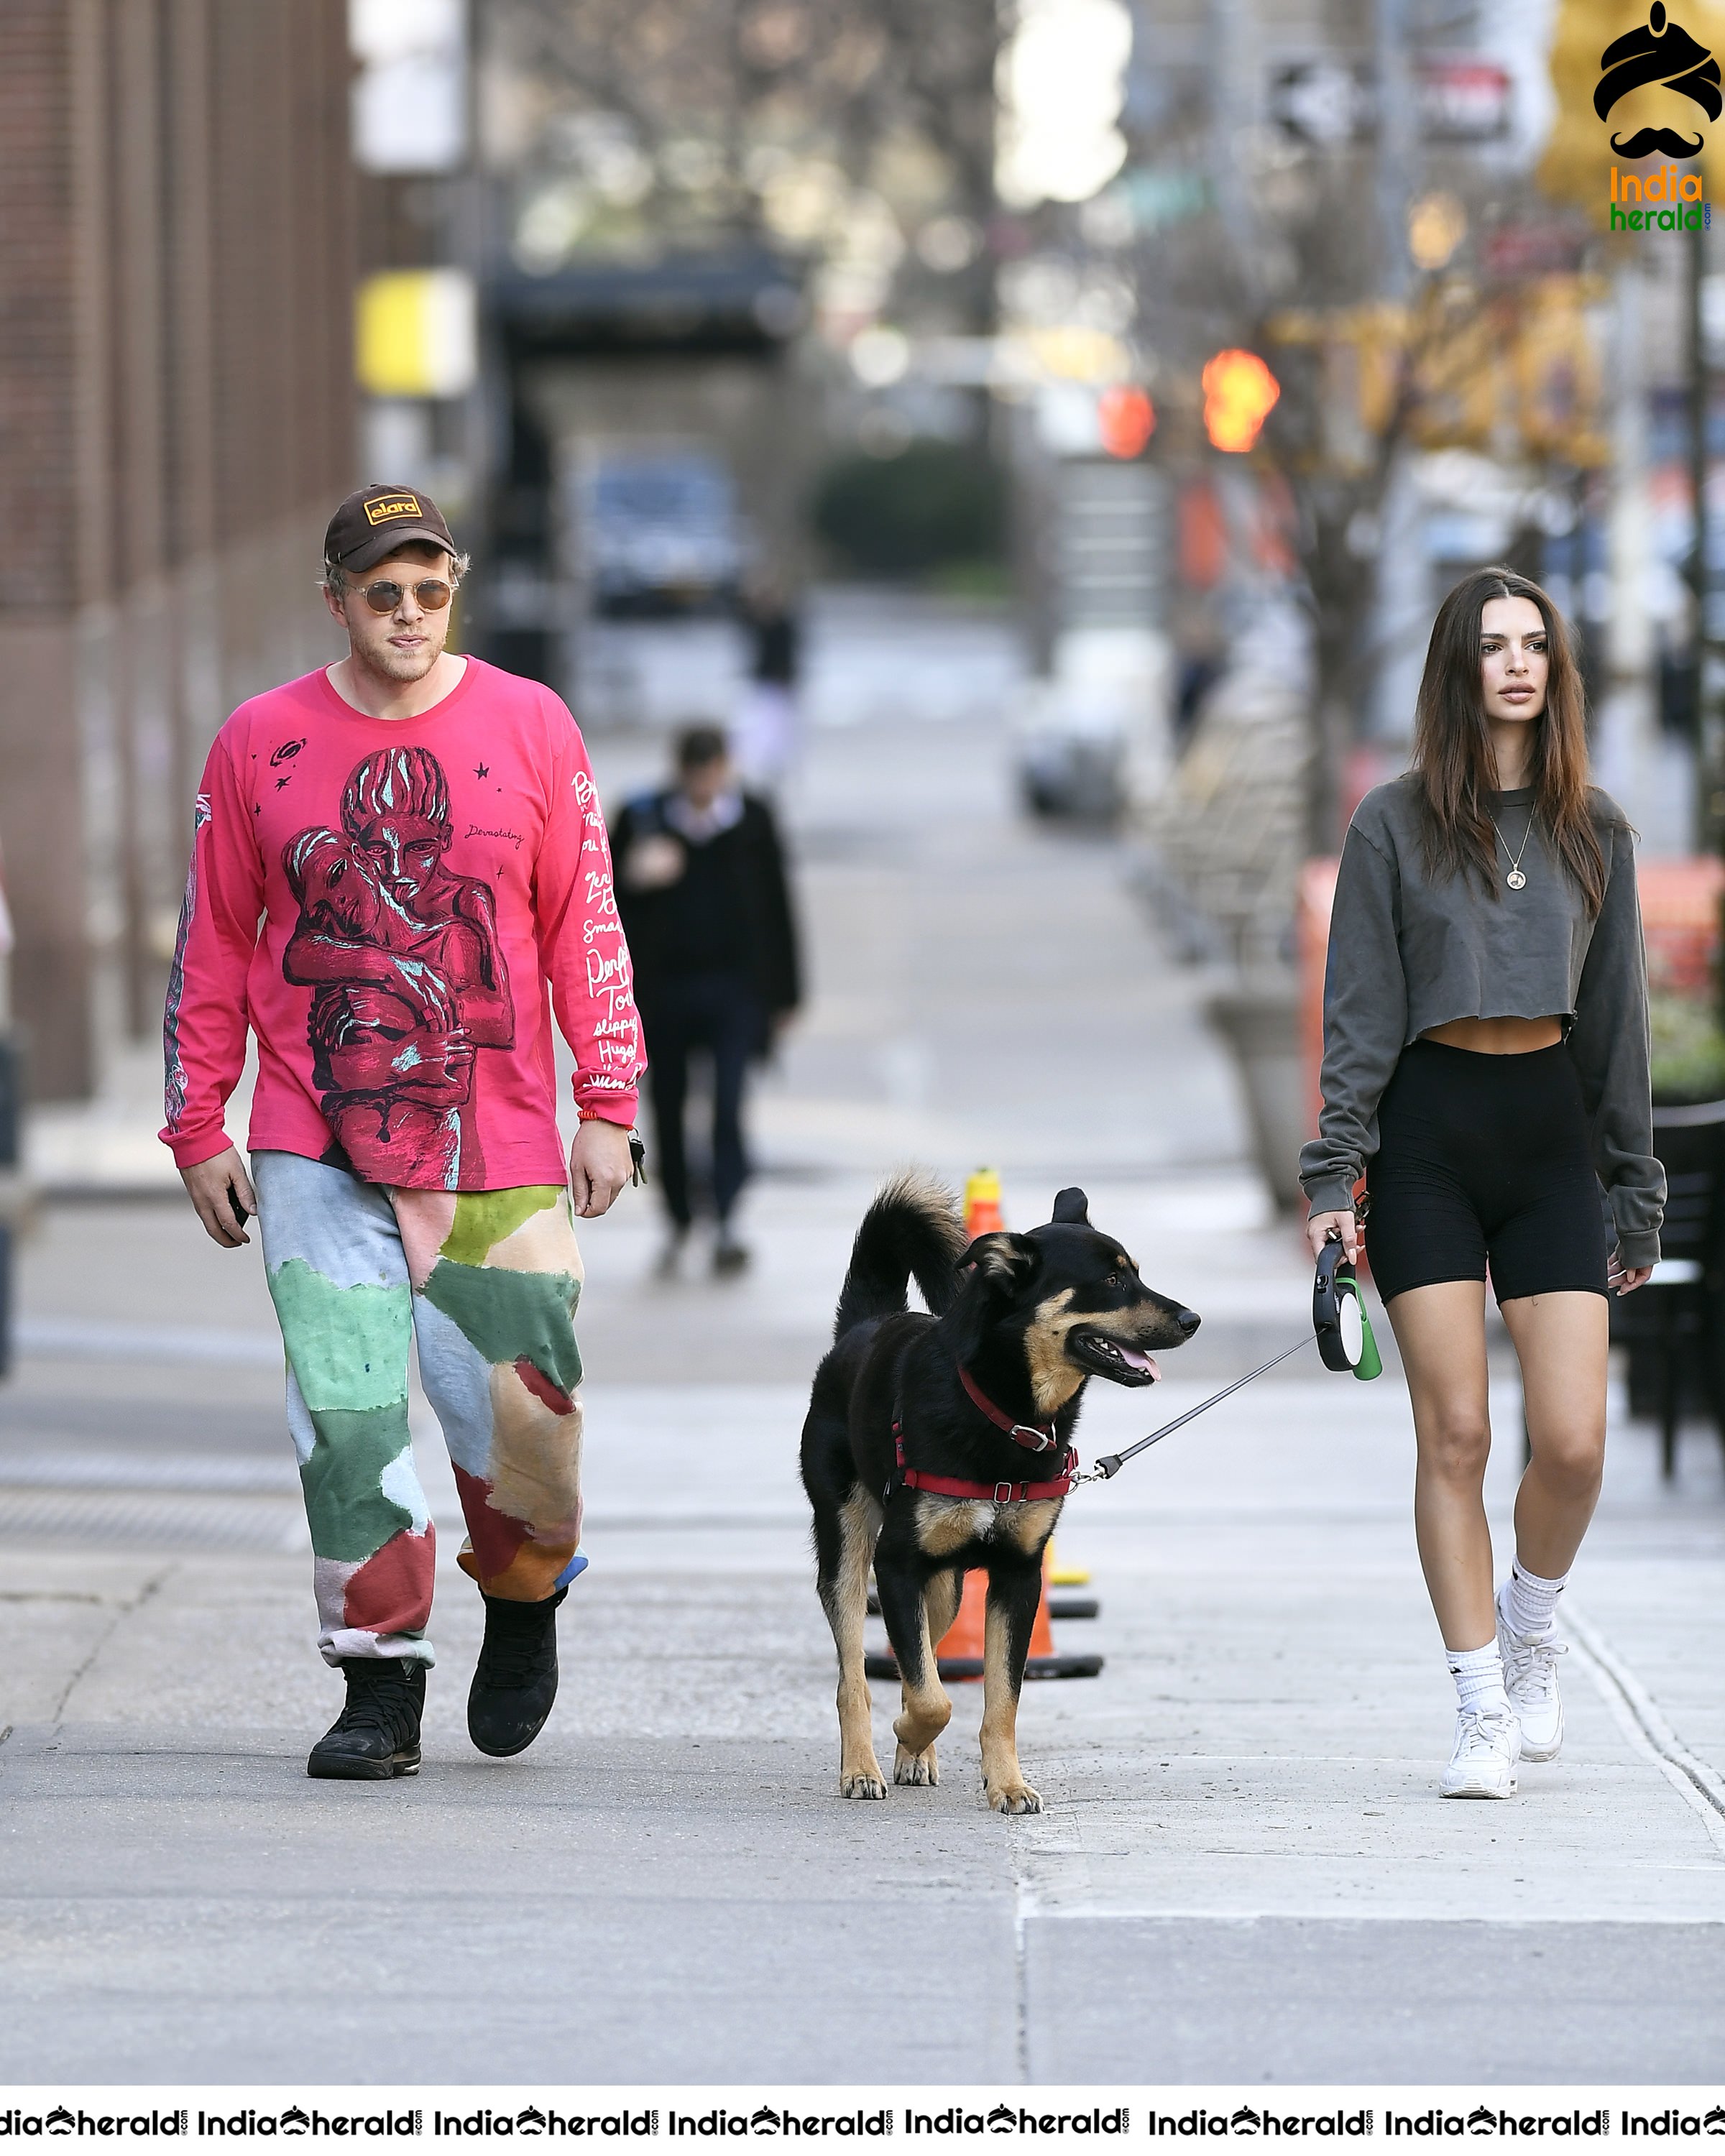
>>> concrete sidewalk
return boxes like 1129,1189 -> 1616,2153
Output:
4,601 -> 1725,2084
4,1329 -> 1725,2083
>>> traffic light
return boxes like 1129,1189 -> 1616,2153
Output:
1202,349 -> 1280,451
1098,385 -> 1155,458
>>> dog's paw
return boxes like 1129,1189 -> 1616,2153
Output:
985,1778 -> 1043,1815
840,1764 -> 888,1800
894,1742 -> 939,1787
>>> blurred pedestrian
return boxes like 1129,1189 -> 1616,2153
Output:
612,724 -> 800,1276
1302,566 -> 1661,1802
1172,599 -> 1225,751
731,573 -> 803,791
160,484 -> 644,1782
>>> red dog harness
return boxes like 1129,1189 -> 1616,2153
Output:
957,1365 -> 1060,1452
888,1368 -> 1077,1506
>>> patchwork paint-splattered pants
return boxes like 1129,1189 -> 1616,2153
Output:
252,1151 -> 587,1667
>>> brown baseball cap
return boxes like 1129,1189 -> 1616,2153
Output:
323,483 -> 457,575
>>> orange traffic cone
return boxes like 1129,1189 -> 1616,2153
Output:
964,1167 -> 1004,1238
1024,1560 -> 1058,1662
866,1552 -> 1102,1682
934,1569 -> 989,1677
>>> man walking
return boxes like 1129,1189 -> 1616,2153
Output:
611,726 -> 799,1276
162,484 -> 643,1780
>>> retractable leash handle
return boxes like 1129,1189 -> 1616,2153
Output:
1312,1234 -> 1361,1371
1079,1231 -> 1381,1485
1313,1230 -> 1383,1381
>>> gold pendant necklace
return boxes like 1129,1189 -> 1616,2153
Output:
1491,808 -> 1535,890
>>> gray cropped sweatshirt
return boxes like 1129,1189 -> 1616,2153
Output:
1297,774 -> 1665,1267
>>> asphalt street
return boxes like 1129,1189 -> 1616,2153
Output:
4,594 -> 1725,2086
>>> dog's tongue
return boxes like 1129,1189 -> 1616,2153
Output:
1118,1346 -> 1160,1379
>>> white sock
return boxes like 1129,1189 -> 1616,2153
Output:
1504,1560 -> 1565,1639
1447,1641 -> 1509,1718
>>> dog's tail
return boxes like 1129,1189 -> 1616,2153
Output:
833,1170 -> 968,1341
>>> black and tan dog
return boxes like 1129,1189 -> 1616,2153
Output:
799,1174 -> 1200,1814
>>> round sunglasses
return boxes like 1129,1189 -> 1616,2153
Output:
358,576 -> 456,614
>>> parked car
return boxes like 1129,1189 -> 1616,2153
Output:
572,446 -> 742,619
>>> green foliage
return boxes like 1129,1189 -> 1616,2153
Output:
811,438 -> 1006,579
926,558 -> 1014,600
1650,993 -> 1725,1107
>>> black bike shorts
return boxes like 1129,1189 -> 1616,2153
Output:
1365,1038 -> 1609,1307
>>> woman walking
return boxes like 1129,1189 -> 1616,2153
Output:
1301,566 -> 1663,1799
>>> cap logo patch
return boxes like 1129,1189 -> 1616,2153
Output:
364,493 -> 422,525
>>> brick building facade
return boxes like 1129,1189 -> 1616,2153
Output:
0,0 -> 356,1100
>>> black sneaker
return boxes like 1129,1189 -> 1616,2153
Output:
307,1657 -> 426,1781
468,1586 -> 567,1758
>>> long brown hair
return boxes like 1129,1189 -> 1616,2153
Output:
1412,565 -> 1607,916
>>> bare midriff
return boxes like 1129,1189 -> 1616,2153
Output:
1420,1015 -> 1564,1054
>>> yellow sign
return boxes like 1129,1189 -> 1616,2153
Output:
364,493 -> 422,525
355,270 -> 477,399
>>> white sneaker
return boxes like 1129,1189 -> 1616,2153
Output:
1440,1705 -> 1521,1798
1496,1587 -> 1565,1762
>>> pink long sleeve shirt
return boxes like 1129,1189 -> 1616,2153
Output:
161,658 -> 643,1192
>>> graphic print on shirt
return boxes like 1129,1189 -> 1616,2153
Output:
282,745 -> 515,1187
574,765 -> 641,1096
162,791 -> 212,1137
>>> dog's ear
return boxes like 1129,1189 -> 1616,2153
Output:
1051,1187 -> 1090,1225
965,1230 -> 1041,1294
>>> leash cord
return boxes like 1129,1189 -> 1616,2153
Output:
1078,1335 -> 1315,1483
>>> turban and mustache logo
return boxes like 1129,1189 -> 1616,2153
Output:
1595,1 -> 1721,160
